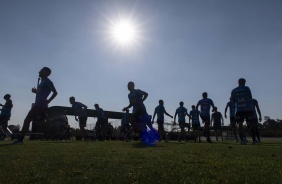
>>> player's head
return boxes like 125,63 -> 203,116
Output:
39,67 -> 52,78
127,81 -> 135,91
179,101 -> 184,106
69,96 -> 75,104
214,106 -> 218,112
191,105 -> 195,110
202,92 -> 208,98
94,104 -> 99,109
159,100 -> 164,105
238,78 -> 246,86
4,94 -> 11,100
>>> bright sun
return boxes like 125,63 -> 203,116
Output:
110,20 -> 137,46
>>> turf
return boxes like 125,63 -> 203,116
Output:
0,140 -> 281,184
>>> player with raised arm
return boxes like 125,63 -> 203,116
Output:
69,97 -> 89,141
13,67 -> 57,144
231,78 -> 256,145
196,92 -> 215,143
152,100 -> 173,142
224,97 -> 238,142
211,107 -> 224,141
189,105 -> 201,142
174,101 -> 190,142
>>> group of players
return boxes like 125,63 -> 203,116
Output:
0,67 -> 262,145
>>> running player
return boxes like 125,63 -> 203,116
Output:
196,92 -> 215,143
224,97 -> 238,142
189,105 -> 201,142
231,78 -> 256,144
13,67 -> 57,144
0,94 -> 13,141
152,100 -> 173,142
69,97 -> 88,141
174,101 -> 190,142
211,107 -> 224,141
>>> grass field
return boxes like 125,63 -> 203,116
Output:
0,139 -> 282,184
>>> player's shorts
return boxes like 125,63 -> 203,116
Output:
213,122 -> 222,131
230,116 -> 236,126
25,106 -> 47,122
235,111 -> 254,123
200,115 -> 210,125
157,120 -> 164,131
192,123 -> 200,130
0,115 -> 10,130
131,107 -> 147,120
178,121 -> 186,129
79,116 -> 88,129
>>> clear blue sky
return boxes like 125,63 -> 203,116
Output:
1,0 -> 282,128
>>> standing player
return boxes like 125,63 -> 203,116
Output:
174,101 -> 190,142
152,100 -> 173,142
250,98 -> 262,143
224,97 -> 238,142
196,92 -> 215,143
13,67 -> 57,144
211,107 -> 224,141
94,104 -> 108,140
189,105 -> 201,142
231,78 -> 256,144
69,97 -> 88,141
0,94 -> 13,140
119,109 -> 131,141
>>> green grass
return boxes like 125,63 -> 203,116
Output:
0,140 -> 282,184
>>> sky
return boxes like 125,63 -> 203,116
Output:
1,0 -> 282,129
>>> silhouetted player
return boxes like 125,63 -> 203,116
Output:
224,97 -> 238,142
123,81 -> 148,133
13,67 -> 57,144
196,92 -> 215,143
211,107 -> 224,141
94,104 -> 108,140
69,97 -> 88,141
250,98 -> 262,143
231,78 -> 256,144
0,94 -> 13,141
120,109 -> 131,141
189,105 -> 201,142
152,100 -> 173,142
174,101 -> 190,142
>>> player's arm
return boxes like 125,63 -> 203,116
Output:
188,113 -> 191,124
47,81 -> 58,104
255,101 -> 262,122
141,91 -> 148,103
164,109 -> 173,118
185,112 -> 191,119
221,113 -> 224,125
152,110 -> 156,123
173,111 -> 177,125
224,103 -> 228,119
211,114 -> 214,126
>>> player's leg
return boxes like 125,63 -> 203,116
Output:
230,117 -> 238,142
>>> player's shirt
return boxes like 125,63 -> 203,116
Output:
231,86 -> 252,112
121,112 -> 130,126
154,105 -> 167,122
197,98 -> 214,116
128,89 -> 146,113
250,99 -> 258,119
0,100 -> 12,118
189,109 -> 200,125
96,108 -> 106,120
71,102 -> 87,118
212,112 -> 223,124
226,101 -> 235,117
35,78 -> 57,108
175,106 -> 188,122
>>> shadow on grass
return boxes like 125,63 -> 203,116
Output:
132,142 -> 166,148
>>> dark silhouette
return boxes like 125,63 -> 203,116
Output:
211,107 -> 224,141
0,94 -> 13,141
152,100 -> 173,142
94,104 -> 108,140
224,97 -> 238,141
13,67 -> 57,144
196,92 -> 215,143
189,105 -> 201,142
174,101 -> 190,142
69,96 -> 88,141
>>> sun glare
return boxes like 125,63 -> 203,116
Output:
110,19 -> 138,46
